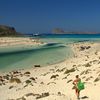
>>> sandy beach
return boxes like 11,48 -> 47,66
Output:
0,39 -> 100,100
0,37 -> 44,47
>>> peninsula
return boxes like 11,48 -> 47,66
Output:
52,28 -> 99,34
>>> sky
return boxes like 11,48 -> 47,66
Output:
0,0 -> 100,33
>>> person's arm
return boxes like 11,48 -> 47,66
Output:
73,80 -> 76,85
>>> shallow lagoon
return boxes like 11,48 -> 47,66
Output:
0,35 -> 100,72
0,42 -> 72,72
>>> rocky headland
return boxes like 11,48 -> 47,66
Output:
0,25 -> 22,37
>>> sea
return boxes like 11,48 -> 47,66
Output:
0,34 -> 100,72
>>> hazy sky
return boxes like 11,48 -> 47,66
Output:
0,0 -> 100,33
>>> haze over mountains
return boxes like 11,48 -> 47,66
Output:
0,25 -> 100,36
52,28 -> 99,34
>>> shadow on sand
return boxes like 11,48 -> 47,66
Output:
81,96 -> 89,99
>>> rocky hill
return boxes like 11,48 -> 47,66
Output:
0,25 -> 22,36
52,28 -> 98,34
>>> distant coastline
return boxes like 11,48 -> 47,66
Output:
52,28 -> 99,34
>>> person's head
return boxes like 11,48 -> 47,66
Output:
76,75 -> 79,78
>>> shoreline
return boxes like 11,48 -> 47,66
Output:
0,37 -> 45,47
0,37 -> 69,73
0,40 -> 100,99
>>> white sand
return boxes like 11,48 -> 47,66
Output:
0,37 -> 44,47
0,41 -> 100,100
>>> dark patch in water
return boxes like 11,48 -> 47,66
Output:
0,45 -> 66,57
77,40 -> 90,42
45,43 -> 59,46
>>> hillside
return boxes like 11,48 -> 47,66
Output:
0,25 -> 22,36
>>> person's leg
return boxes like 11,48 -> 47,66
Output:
75,89 -> 80,99
77,90 -> 80,99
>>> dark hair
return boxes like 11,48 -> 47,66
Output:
76,75 -> 79,78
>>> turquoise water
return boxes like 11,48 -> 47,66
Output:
0,42 -> 72,72
1,34 -> 100,72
